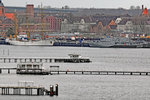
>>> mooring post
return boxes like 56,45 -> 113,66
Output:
34,59 -> 36,63
40,59 -> 42,62
50,85 -> 54,96
55,84 -> 58,96
0,69 -> 2,74
4,58 -> 6,63
9,59 -> 11,63
8,69 -> 10,74
2,88 -> 4,95
37,88 -> 40,95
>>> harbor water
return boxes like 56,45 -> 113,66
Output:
0,45 -> 150,100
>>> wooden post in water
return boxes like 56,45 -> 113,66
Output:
4,58 -> 5,63
55,84 -> 58,96
25,59 -> 27,63
8,69 -> 10,74
9,59 -> 11,63
50,85 -> 54,96
0,69 -> 2,74
14,59 -> 17,63
40,59 -> 42,62
34,59 -> 36,63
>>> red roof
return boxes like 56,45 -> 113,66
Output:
109,20 -> 116,25
5,13 -> 15,20
142,8 -> 149,17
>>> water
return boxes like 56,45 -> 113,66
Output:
0,45 -> 150,100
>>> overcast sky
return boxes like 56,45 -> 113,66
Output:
3,0 -> 150,9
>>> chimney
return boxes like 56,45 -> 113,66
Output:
142,5 -> 144,11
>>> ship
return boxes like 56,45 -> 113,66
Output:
53,38 -> 89,47
6,38 -> 54,46
88,38 -> 115,48
0,37 -> 10,45
88,37 -> 144,48
5,5 -> 54,46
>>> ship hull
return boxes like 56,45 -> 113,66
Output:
6,39 -> 54,46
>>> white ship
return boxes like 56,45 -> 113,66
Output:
6,38 -> 54,46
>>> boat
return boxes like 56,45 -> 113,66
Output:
88,37 -> 143,48
6,38 -> 54,46
53,39 -> 89,47
5,8 -> 54,46
54,54 -> 91,63
112,38 -> 139,48
88,38 -> 115,48
0,37 -> 10,45
16,62 -> 48,75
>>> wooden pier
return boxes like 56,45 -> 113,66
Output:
48,71 -> 150,76
15,70 -> 150,76
0,83 -> 58,96
0,68 -> 150,76
0,57 -> 91,63
0,86 -> 46,96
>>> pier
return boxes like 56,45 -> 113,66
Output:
0,57 -> 91,63
1,68 -> 150,76
48,71 -> 150,76
0,81 -> 58,96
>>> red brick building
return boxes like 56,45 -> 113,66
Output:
0,0 -> 15,37
26,4 -> 34,17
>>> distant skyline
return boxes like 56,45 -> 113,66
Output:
3,0 -> 150,9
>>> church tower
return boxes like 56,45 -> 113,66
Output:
0,0 -> 5,16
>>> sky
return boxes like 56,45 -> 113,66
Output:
2,0 -> 150,9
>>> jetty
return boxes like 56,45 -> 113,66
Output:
0,81 -> 58,96
0,68 -> 150,76
0,54 -> 91,63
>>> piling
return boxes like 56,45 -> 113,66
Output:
50,85 -> 54,96
55,84 -> 58,96
40,59 -> 42,62
37,88 -> 44,96
8,69 -> 10,74
0,69 -> 1,74
14,59 -> 17,63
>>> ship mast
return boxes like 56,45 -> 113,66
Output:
14,11 -> 18,40
26,7 -> 30,40
41,3 -> 45,40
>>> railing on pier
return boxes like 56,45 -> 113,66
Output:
0,68 -> 150,76
0,57 -> 91,63
0,84 -> 58,96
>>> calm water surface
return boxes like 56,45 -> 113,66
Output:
0,45 -> 150,100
